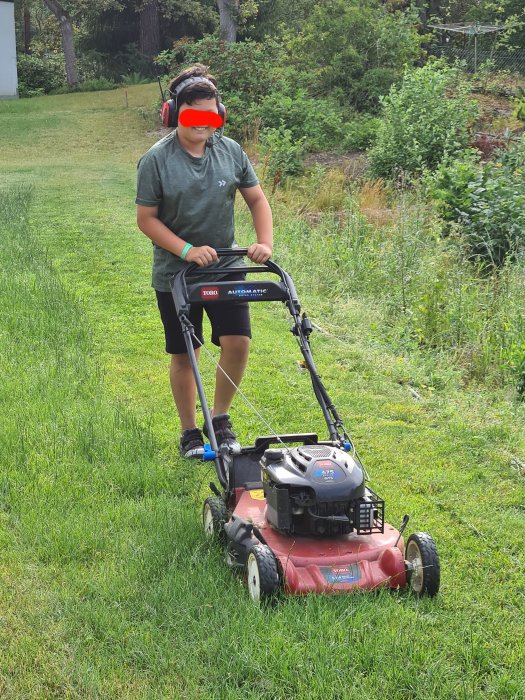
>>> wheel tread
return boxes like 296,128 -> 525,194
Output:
248,544 -> 280,601
203,496 -> 228,541
406,531 -> 440,597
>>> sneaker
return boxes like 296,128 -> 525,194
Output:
179,428 -> 205,458
203,413 -> 241,454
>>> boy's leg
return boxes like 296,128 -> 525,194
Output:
156,290 -> 204,431
213,335 -> 250,416
170,349 -> 201,430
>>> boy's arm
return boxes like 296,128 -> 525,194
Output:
136,205 -> 218,266
239,185 -> 273,263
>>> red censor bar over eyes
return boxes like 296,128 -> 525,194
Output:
179,109 -> 223,128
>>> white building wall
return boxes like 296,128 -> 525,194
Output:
0,1 -> 18,98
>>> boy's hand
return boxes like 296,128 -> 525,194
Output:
247,243 -> 272,264
185,245 -> 218,266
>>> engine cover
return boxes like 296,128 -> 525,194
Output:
261,444 -> 383,536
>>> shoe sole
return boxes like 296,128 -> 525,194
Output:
180,446 -> 205,459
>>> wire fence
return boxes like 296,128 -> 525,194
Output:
432,45 -> 525,76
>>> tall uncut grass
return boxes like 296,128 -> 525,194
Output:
251,179 -> 525,393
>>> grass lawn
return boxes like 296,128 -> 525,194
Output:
0,85 -> 524,699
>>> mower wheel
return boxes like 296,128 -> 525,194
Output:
246,544 -> 280,604
405,532 -> 440,597
203,497 -> 228,542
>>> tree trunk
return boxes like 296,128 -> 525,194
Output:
139,0 -> 161,61
43,0 -> 78,87
23,7 -> 31,54
429,0 -> 442,17
216,0 -> 239,43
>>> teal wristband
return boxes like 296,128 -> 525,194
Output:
180,243 -> 193,260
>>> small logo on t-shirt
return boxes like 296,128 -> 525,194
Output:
201,287 -> 219,299
218,179 -> 226,188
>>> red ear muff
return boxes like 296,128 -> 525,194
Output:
160,99 -> 177,128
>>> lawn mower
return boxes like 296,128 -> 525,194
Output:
171,249 -> 440,603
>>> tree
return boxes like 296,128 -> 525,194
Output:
139,0 -> 161,61
42,0 -> 78,85
216,0 -> 239,42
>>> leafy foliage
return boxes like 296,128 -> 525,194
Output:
259,126 -> 305,189
513,86 -> 525,121
16,53 -> 65,96
368,60 -> 479,178
287,0 -> 422,109
155,36 -> 281,101
249,90 -> 348,152
427,138 -> 525,267
342,114 -> 381,151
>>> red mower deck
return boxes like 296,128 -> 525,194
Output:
234,488 -> 407,594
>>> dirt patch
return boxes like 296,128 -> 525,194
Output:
305,151 -> 368,179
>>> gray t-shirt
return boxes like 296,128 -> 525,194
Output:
136,130 -> 259,291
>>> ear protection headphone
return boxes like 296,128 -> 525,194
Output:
159,76 -> 226,129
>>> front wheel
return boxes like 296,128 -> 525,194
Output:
246,544 -> 280,604
203,496 -> 228,542
405,532 -> 440,597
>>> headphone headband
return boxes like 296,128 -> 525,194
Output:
170,76 -> 218,98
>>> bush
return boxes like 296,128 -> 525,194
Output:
368,60 -> 479,179
76,78 -> 118,92
50,78 -> 118,95
342,114 -> 381,151
249,90 -> 348,152
17,53 -> 65,96
427,138 -> 525,267
287,0 -> 422,108
259,126 -> 305,190
120,72 -> 150,86
352,68 -> 400,113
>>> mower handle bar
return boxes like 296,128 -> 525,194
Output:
172,247 -> 301,314
183,247 -> 273,277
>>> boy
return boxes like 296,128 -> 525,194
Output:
136,64 -> 273,457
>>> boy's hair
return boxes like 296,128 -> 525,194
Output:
168,64 -> 219,118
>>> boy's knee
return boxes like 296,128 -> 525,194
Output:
220,335 -> 250,357
170,353 -> 192,371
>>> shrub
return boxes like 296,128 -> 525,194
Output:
76,78 -> 118,92
17,53 -> 65,96
352,68 -> 400,113
50,78 -> 118,94
120,72 -> 150,86
342,114 -> 381,151
427,138 -> 525,267
259,126 -> 305,190
250,90 -> 347,152
513,86 -> 525,122
368,60 -> 479,179
287,0 -> 422,109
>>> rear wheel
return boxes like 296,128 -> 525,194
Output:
405,532 -> 440,597
246,544 -> 280,604
203,497 -> 228,542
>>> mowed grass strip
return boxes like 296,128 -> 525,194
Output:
0,89 -> 524,699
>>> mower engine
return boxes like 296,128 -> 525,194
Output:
261,445 -> 384,537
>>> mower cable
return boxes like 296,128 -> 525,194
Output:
191,332 -> 292,454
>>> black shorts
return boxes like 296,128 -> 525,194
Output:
155,275 -> 252,354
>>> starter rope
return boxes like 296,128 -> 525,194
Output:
191,332 -> 291,453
